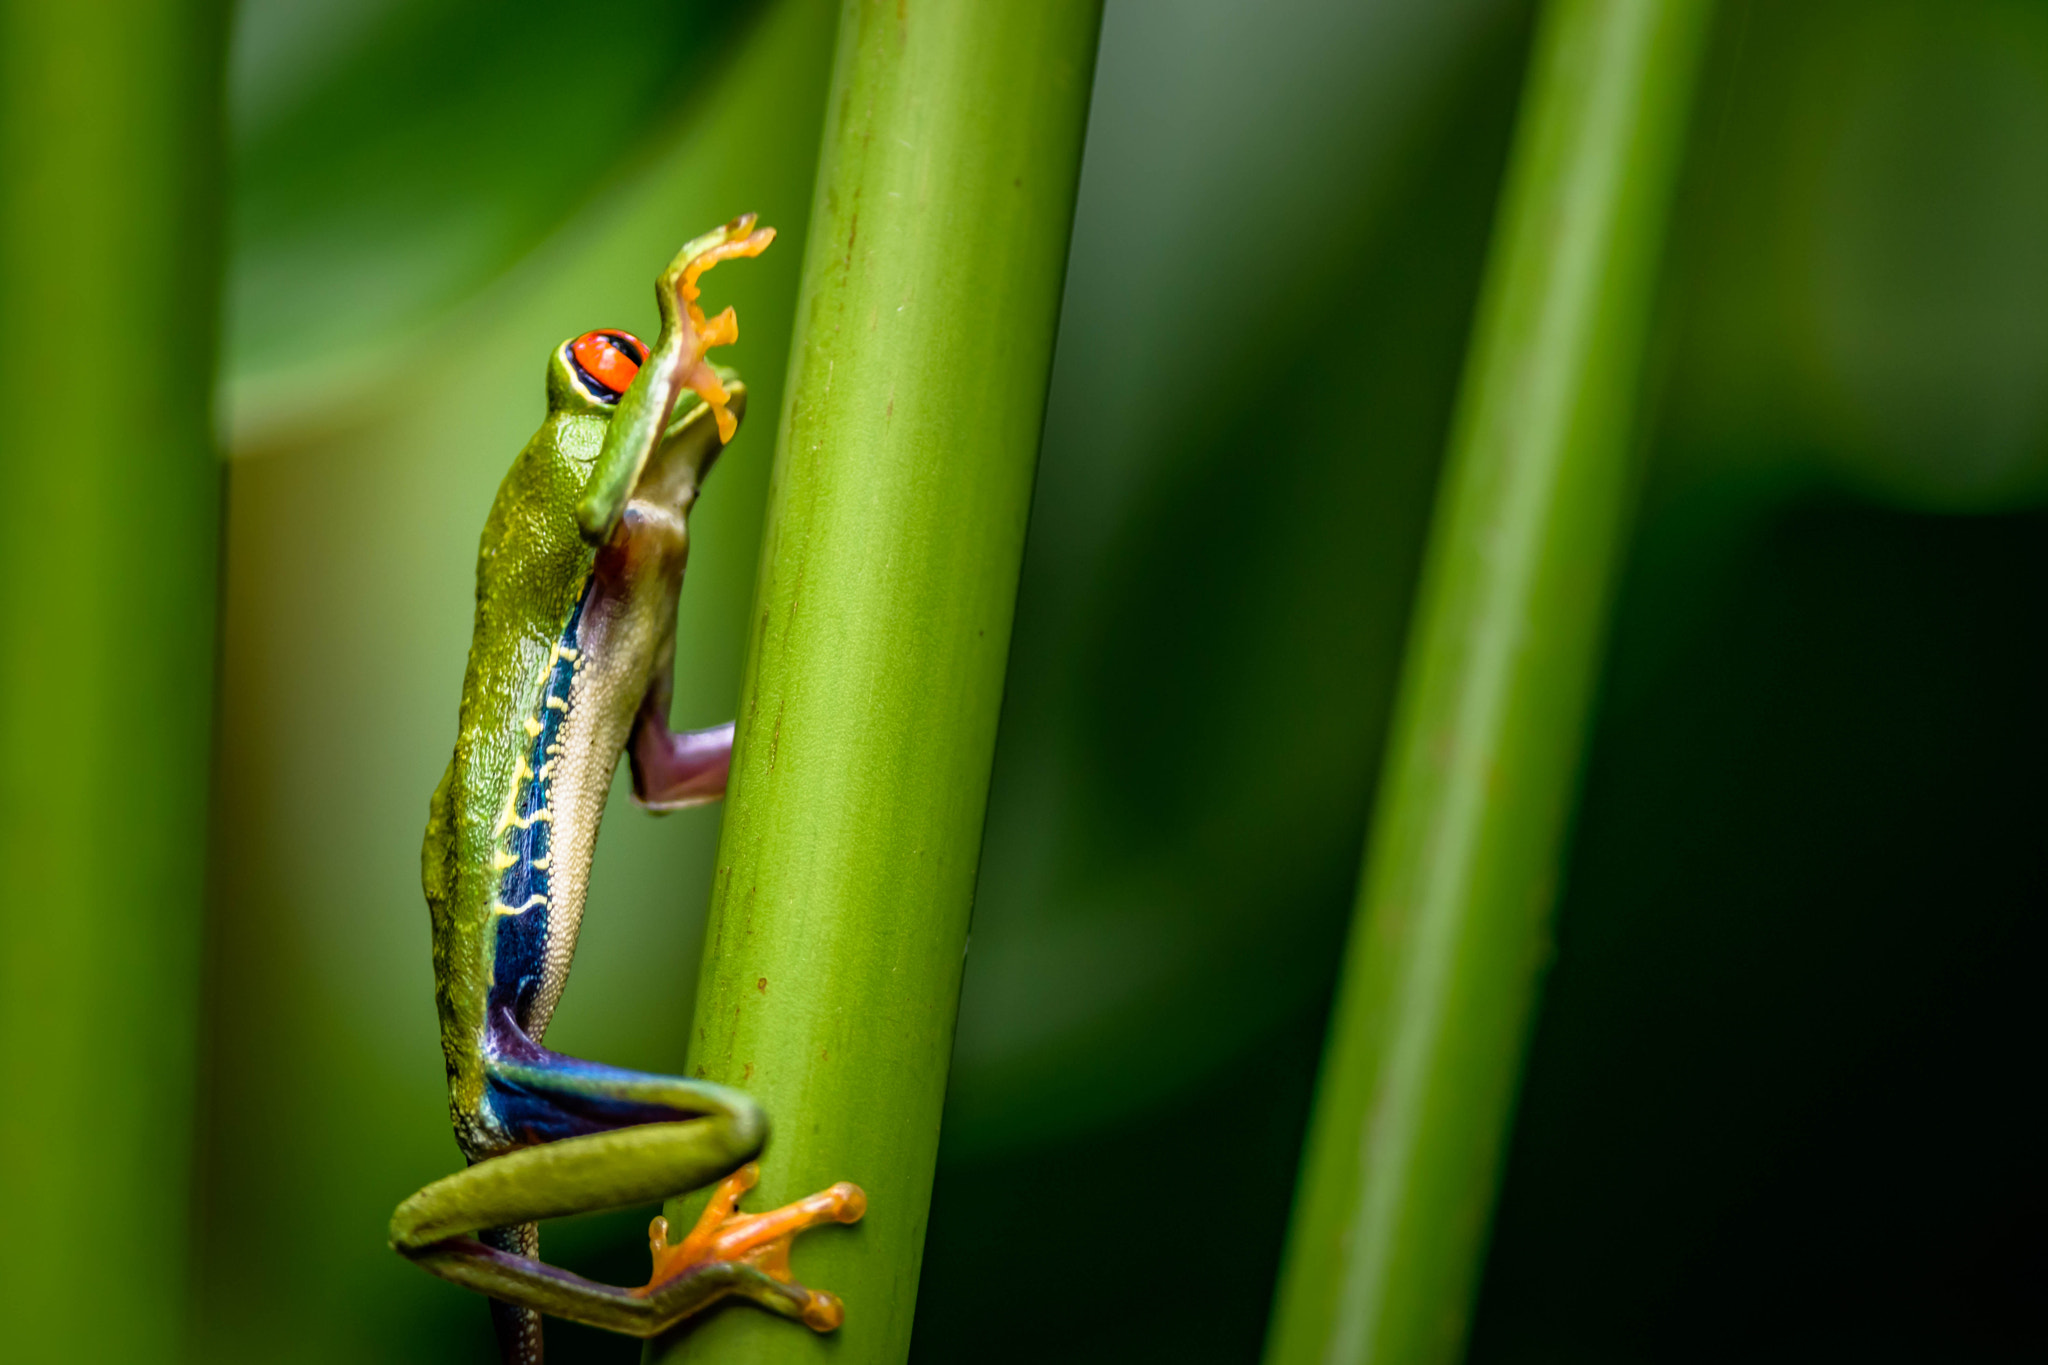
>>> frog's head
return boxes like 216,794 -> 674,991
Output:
544,326 -> 745,520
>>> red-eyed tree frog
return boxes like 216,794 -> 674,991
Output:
388,217 -> 865,1365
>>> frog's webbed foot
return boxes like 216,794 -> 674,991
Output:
640,1162 -> 867,1331
659,214 -> 777,445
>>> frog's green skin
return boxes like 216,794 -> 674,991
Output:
389,221 -> 862,1365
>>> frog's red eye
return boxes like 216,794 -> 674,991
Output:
569,330 -> 647,402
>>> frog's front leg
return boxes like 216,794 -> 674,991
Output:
391,1025 -> 864,1341
629,681 -> 733,811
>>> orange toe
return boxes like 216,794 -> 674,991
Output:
637,1167 -> 865,1323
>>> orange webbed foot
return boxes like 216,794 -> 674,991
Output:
665,214 -> 776,444
638,1162 -> 866,1332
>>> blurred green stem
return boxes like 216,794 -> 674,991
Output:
0,1 -> 226,1361
1264,3 -> 1714,1363
647,3 -> 1101,1363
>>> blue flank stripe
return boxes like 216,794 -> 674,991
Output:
488,576 -> 594,1027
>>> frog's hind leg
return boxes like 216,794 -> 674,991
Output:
392,1127 -> 864,1339
391,1029 -> 864,1340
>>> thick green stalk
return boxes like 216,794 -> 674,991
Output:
648,4 -> 1101,1363
1264,4 -> 1715,1364
0,1 -> 226,1361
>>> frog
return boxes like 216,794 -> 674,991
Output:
388,216 -> 865,1365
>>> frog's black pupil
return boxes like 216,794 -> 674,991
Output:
606,333 -> 646,365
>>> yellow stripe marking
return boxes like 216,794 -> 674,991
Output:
491,805 -> 554,840
492,894 -> 548,918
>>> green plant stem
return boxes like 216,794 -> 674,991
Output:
647,3 -> 1102,1362
1264,4 -> 1715,1363
0,1 -> 227,1360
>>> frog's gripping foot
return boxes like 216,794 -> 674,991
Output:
664,214 -> 776,445
641,1163 -> 867,1331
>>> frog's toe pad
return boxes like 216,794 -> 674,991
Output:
800,1289 -> 845,1332
820,1182 -> 866,1225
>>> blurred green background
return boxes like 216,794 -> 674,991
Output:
128,0 -> 2048,1358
